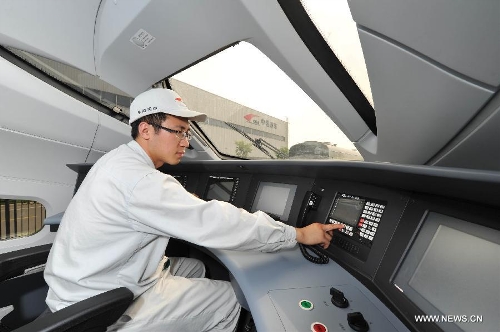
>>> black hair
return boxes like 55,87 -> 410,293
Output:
130,113 -> 169,139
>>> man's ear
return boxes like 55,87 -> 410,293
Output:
137,121 -> 152,140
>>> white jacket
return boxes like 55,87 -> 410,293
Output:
44,140 -> 297,311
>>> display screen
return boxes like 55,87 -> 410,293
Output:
393,213 -> 500,332
204,176 -> 237,202
330,197 -> 364,227
173,175 -> 187,188
251,182 -> 297,221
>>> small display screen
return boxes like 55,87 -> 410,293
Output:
173,175 -> 187,188
251,182 -> 297,221
330,197 -> 364,227
204,176 -> 237,202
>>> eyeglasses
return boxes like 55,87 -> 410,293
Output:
151,124 -> 193,141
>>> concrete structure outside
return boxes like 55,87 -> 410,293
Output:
288,141 -> 363,161
171,79 -> 288,159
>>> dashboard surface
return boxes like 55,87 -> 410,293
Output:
163,160 -> 500,332
64,160 -> 500,332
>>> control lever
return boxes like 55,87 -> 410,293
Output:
347,312 -> 370,332
298,191 -> 329,264
330,287 -> 349,308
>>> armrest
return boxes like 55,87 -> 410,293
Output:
0,245 -> 51,282
43,212 -> 65,226
13,287 -> 134,332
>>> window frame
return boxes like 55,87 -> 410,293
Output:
277,0 -> 377,135
0,199 -> 47,241
0,46 -> 129,124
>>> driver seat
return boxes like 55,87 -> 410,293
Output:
13,287 -> 133,332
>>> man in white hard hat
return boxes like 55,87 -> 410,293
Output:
44,88 -> 343,331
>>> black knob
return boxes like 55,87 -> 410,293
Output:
330,287 -> 349,308
347,312 -> 369,332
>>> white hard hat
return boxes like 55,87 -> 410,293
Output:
129,88 -> 207,124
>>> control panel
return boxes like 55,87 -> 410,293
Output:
327,193 -> 387,261
269,285 -> 398,332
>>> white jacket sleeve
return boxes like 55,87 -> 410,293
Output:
127,171 -> 297,252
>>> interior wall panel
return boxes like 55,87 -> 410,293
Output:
91,113 -> 131,154
0,0 -> 101,74
349,0 -> 500,87
358,30 -> 493,164
0,57 -> 99,148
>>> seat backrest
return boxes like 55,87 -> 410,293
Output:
13,287 -> 133,332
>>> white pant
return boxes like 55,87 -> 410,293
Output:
109,257 -> 241,332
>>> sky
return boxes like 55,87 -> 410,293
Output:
174,0 -> 371,150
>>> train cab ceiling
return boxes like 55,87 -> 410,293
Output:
0,0 -> 499,170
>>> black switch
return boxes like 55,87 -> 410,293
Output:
330,287 -> 349,308
347,312 -> 369,332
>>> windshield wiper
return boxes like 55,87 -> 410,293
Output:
223,121 -> 283,159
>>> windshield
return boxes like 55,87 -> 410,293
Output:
4,42 -> 363,161
300,0 -> 374,108
171,42 -> 363,161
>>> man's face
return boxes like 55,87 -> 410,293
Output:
146,115 -> 190,167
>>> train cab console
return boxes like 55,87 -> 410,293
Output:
161,160 -> 500,332
47,160 -> 500,332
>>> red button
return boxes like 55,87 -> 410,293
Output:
311,322 -> 328,332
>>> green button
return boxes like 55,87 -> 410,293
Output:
299,300 -> 313,310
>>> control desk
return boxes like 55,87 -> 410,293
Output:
163,160 -> 500,332
64,160 -> 500,332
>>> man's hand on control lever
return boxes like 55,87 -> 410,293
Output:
295,223 -> 344,249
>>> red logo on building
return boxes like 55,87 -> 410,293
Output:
244,114 -> 259,122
